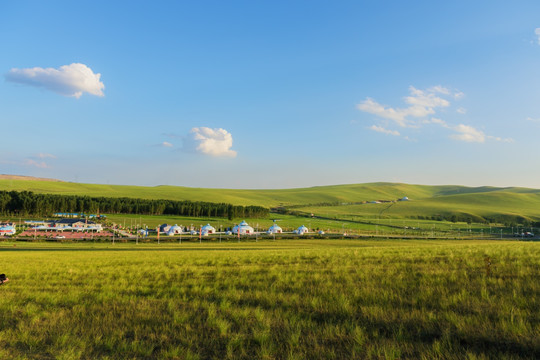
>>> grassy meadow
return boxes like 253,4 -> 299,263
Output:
0,239 -> 538,359
3,179 -> 540,227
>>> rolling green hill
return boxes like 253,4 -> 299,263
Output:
1,179 -> 539,223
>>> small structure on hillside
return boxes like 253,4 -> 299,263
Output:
399,196 -> 409,201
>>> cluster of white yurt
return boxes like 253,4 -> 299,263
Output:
232,220 -> 254,235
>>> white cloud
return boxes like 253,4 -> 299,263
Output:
6,63 -> 105,98
428,85 -> 451,95
357,98 -> 409,126
535,28 -> 540,45
456,107 -> 467,114
37,153 -> 56,159
20,153 -> 57,168
526,116 -> 540,122
357,86 -> 456,127
184,127 -> 237,157
161,141 -> 173,148
450,124 -> 485,143
454,91 -> 465,100
422,117 -> 449,128
369,125 -> 400,136
449,125 -> 513,143
24,159 -> 49,168
487,136 -> 514,143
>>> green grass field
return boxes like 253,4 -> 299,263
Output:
0,239 -> 538,359
2,179 -> 540,225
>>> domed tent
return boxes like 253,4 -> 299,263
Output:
297,225 -> 309,235
232,220 -> 254,235
201,224 -> 216,234
167,224 -> 183,236
267,223 -> 282,234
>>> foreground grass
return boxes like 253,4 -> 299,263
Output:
0,240 -> 538,359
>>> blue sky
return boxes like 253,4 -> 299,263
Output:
1,1 -> 540,189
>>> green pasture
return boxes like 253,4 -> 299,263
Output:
0,240 -> 538,359
3,180 -> 540,228
296,191 -> 540,223
103,214 -> 525,239
0,180 -> 436,206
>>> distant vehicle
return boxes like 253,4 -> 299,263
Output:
524,232 -> 535,237
54,235 -> 66,239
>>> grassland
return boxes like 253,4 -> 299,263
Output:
2,179 -> 540,225
0,239 -> 538,359
102,213 -> 507,238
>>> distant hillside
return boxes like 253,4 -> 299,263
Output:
1,179 -> 539,223
0,175 -> 62,182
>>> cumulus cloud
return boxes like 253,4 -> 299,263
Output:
449,125 -> 513,143
184,127 -> 237,157
450,124 -> 486,143
357,85 -> 511,144
535,28 -> 540,45
357,86 -> 455,127
6,63 -> 105,98
161,141 -> 173,148
369,125 -> 400,136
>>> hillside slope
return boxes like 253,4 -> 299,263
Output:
1,179 -> 539,222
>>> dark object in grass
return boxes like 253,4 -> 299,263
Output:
0,273 -> 8,285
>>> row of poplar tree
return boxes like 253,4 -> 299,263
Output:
0,191 -> 268,219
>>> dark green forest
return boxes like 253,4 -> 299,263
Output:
0,191 -> 268,219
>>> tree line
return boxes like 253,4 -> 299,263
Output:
0,191 -> 268,219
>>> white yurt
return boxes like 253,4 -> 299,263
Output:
201,224 -> 216,234
267,223 -> 282,234
167,224 -> 183,236
232,220 -> 254,235
297,225 -> 309,235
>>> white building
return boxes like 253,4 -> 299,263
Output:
267,223 -> 282,234
201,224 -> 216,234
232,220 -> 254,235
167,224 -> 183,236
297,225 -> 309,235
